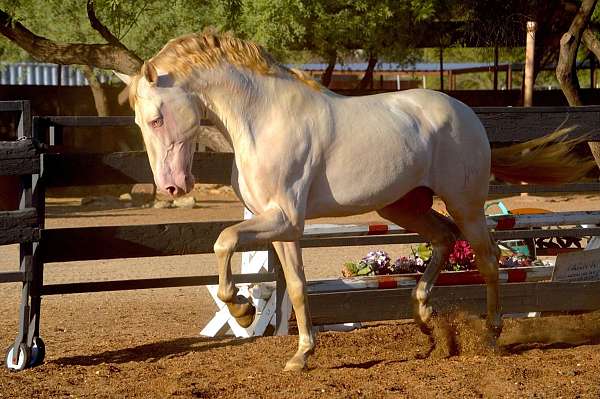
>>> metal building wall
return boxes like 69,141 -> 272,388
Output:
0,63 -> 110,86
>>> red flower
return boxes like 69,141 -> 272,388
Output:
448,240 -> 476,270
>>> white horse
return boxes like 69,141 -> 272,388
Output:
116,30 -> 593,371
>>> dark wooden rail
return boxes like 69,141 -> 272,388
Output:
43,151 -> 233,187
308,280 -> 600,325
0,208 -> 40,245
0,139 -> 40,176
474,105 -> 600,142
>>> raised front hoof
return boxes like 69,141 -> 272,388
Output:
225,298 -> 256,328
235,310 -> 256,328
226,295 -> 255,317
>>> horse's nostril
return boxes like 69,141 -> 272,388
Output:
166,186 -> 176,195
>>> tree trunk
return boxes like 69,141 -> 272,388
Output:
82,66 -> 110,116
556,0 -> 600,167
356,54 -> 377,90
556,0 -> 598,106
582,29 -> 600,165
0,9 -> 142,74
321,52 -> 336,88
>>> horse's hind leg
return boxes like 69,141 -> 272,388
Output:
444,199 -> 503,344
377,188 -> 459,336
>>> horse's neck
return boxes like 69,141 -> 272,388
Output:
193,69 -> 269,152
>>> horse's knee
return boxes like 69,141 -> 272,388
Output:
214,227 -> 238,257
286,279 -> 306,304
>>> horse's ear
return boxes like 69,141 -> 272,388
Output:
113,71 -> 132,85
142,61 -> 158,85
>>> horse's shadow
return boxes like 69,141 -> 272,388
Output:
52,336 -> 256,366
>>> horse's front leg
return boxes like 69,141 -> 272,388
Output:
214,207 -> 303,328
272,241 -> 314,371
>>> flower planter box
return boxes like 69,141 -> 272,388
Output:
307,265 -> 554,294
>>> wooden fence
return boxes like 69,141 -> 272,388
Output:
0,101 -> 47,371
2,104 -> 600,370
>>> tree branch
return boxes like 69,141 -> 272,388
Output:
556,0 -> 598,106
0,9 -> 142,74
583,27 -> 600,62
87,0 -> 126,48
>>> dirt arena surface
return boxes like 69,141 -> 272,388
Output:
1,190 -> 600,398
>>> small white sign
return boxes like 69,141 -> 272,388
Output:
552,248 -> 600,282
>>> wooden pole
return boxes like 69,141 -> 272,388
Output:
493,45 -> 499,90
507,64 -> 513,90
591,54 -> 596,88
522,21 -> 537,196
439,47 -> 444,91
524,21 -> 537,106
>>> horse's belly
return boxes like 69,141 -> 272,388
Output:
305,157 -> 429,219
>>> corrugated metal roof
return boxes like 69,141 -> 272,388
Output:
294,62 -> 498,72
0,63 -> 111,86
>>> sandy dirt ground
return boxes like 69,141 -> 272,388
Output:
1,190 -> 600,398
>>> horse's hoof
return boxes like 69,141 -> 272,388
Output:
235,310 -> 256,328
412,301 -> 433,329
283,358 -> 306,372
226,296 -> 255,319
484,331 -> 502,354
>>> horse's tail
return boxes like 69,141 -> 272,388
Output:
490,127 -> 597,184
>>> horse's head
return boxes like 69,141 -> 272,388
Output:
116,62 -> 200,197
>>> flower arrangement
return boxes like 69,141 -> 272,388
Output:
448,240 -> 477,271
342,250 -> 426,277
341,240 -> 545,277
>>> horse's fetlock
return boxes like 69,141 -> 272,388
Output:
217,285 -> 237,303
290,223 -> 303,238
412,284 -> 429,303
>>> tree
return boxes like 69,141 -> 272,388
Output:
0,0 -> 219,113
239,1 -> 427,88
0,1 -> 141,75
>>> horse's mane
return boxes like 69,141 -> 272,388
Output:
130,29 -> 321,105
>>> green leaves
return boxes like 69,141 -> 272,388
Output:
0,0 -> 215,62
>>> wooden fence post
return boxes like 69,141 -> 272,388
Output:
524,21 -> 537,106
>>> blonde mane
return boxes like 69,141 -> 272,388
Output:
128,29 -> 321,106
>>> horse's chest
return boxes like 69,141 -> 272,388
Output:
230,162 -> 273,214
